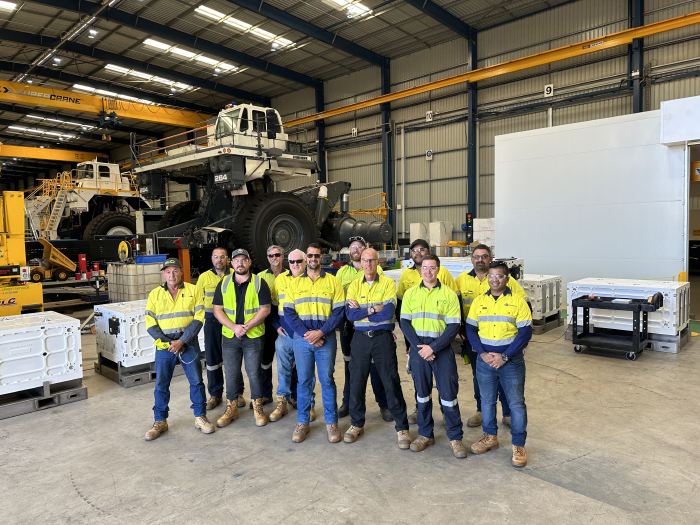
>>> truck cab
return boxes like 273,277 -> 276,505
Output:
75,161 -> 132,194
206,103 -> 293,153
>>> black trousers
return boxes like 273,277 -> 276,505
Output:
349,330 -> 409,432
340,318 -> 387,408
261,318 -> 276,399
204,318 -> 244,398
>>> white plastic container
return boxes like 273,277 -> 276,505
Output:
0,311 -> 82,396
107,262 -> 164,302
473,218 -> 495,249
95,299 -> 206,368
567,278 -> 690,336
522,274 -> 562,320
429,221 -> 453,248
409,222 -> 428,243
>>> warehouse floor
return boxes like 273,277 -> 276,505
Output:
2,309 -> 699,524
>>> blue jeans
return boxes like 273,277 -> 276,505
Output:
293,332 -> 337,425
222,336 -> 263,402
276,332 -> 315,405
153,346 -> 206,421
462,338 -> 510,416
476,353 -> 527,446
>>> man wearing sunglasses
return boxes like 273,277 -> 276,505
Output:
456,245 -> 529,430
268,250 -> 316,423
284,243 -> 345,443
335,236 -> 390,422
400,254 -> 466,458
255,245 -> 286,412
397,239 -> 459,424
466,261 -> 532,468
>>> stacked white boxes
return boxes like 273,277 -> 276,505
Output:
473,218 -> 495,252
384,269 -> 402,289
0,312 -> 82,396
567,278 -> 690,352
107,262 -> 164,302
522,274 -> 562,320
95,299 -> 205,368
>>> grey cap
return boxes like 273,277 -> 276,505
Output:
161,258 -> 182,271
231,248 -> 250,260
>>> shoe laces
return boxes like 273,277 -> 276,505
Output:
328,424 -> 338,432
348,425 -> 361,434
479,433 -> 494,445
513,446 -> 525,457
152,421 -> 165,429
398,430 -> 409,437
416,435 -> 431,443
294,424 -> 307,433
197,416 -> 210,423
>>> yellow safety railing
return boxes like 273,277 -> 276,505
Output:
332,192 -> 390,222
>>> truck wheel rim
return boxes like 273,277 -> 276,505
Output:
267,214 -> 303,252
106,226 -> 133,236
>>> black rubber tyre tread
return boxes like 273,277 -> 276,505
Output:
55,269 -> 69,281
82,211 -> 137,240
234,192 -> 317,270
157,200 -> 201,230
30,270 -> 44,283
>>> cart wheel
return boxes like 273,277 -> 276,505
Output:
626,352 -> 637,361
574,345 -> 583,353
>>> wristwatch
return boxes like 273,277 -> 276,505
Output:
501,354 -> 509,363
369,306 -> 376,314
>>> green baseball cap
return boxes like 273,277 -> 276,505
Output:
161,258 -> 182,271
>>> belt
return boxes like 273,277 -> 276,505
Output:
357,329 -> 391,338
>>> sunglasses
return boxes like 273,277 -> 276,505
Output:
289,259 -> 304,264
268,253 -> 282,258
306,253 -> 322,258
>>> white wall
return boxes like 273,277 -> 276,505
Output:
495,110 -> 686,283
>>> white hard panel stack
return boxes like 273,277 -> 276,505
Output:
522,274 -> 562,320
429,221 -> 453,255
0,312 -> 82,396
440,257 -> 474,280
567,278 -> 690,352
409,223 -> 428,243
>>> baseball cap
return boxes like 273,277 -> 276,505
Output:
410,239 -> 430,250
161,258 -> 182,271
231,248 -> 250,259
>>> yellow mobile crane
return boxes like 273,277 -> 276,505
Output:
0,191 -> 43,315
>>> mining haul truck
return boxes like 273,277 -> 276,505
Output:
131,103 -> 392,270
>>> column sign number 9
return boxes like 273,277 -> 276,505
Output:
544,84 -> 554,98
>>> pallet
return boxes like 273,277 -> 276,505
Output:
94,352 -> 206,388
532,312 -> 564,335
0,379 -> 88,420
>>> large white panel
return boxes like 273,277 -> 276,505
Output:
660,93 -> 700,144
495,111 -> 686,283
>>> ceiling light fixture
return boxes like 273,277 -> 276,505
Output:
144,38 -> 171,50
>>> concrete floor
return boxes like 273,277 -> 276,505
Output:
2,308 -> 700,524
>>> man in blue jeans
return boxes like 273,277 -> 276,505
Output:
284,243 -> 345,444
144,257 -> 213,441
466,261 -> 532,468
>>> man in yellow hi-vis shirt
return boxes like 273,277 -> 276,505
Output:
466,261 -> 532,468
144,258 -> 212,441
400,254 -> 467,459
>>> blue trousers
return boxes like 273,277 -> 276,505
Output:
409,344 -> 463,441
476,353 -> 527,446
462,338 -> 510,416
153,346 -> 206,421
276,331 -> 315,405
340,318 -> 387,408
293,332 -> 337,425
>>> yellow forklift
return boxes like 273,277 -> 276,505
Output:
0,191 -> 43,315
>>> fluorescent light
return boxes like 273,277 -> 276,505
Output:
26,115 -> 43,119
66,122 -> 88,127
218,63 -> 237,71
105,64 -> 129,73
153,76 -> 174,85
223,17 -> 251,31
46,118 -> 63,123
144,38 -> 171,50
26,129 -> 43,134
62,135 -> 75,139
89,29 -> 98,35
195,5 -> 225,21
251,27 -> 275,40
44,132 -> 62,137
8,126 -> 25,131
73,84 -> 95,92
170,47 -> 196,59
195,55 -> 219,66
173,82 -> 191,90
96,89 -> 118,97
138,99 -> 153,105
0,2 -> 17,11
130,71 -> 153,80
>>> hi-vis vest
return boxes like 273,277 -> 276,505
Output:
220,273 -> 265,339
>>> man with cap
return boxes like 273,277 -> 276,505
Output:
144,257 -> 213,441
397,239 -> 459,424
335,236 -> 390,422
213,248 -> 272,428
195,247 -> 246,411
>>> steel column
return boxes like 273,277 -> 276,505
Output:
467,37 -> 478,218
632,0 -> 645,113
315,81 -> 327,183
381,60 -> 393,230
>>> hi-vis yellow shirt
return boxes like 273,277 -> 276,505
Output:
336,263 -> 384,292
345,274 -> 397,331
196,267 -> 233,318
456,270 -> 527,318
397,263 -> 458,300
260,268 -> 285,306
146,282 -> 205,344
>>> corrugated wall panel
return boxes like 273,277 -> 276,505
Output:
651,77 -> 700,109
326,114 -> 383,140
274,88 -> 315,122
553,95 -> 632,125
645,0 -> 700,47
325,69 -> 381,126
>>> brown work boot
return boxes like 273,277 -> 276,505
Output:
145,420 -> 168,441
470,433 -> 499,454
292,423 -> 310,443
407,406 -> 418,425
216,399 -> 239,428
343,425 -> 364,443
512,445 -> 527,468
310,405 -> 316,422
237,395 -> 246,408
269,396 -> 288,422
253,398 -> 269,427
206,396 -> 222,410
194,416 -> 215,434
467,411 -> 482,428
397,430 -> 411,450
450,440 -> 468,459
410,435 -> 435,452
327,424 -> 341,443
249,397 -> 270,409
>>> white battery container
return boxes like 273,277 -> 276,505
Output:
95,300 -> 206,368
0,311 -> 82,396
522,274 -> 562,320
567,278 -> 690,336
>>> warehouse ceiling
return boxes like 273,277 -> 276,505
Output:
0,0 -> 572,154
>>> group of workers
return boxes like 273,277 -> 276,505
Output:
143,236 -> 532,468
